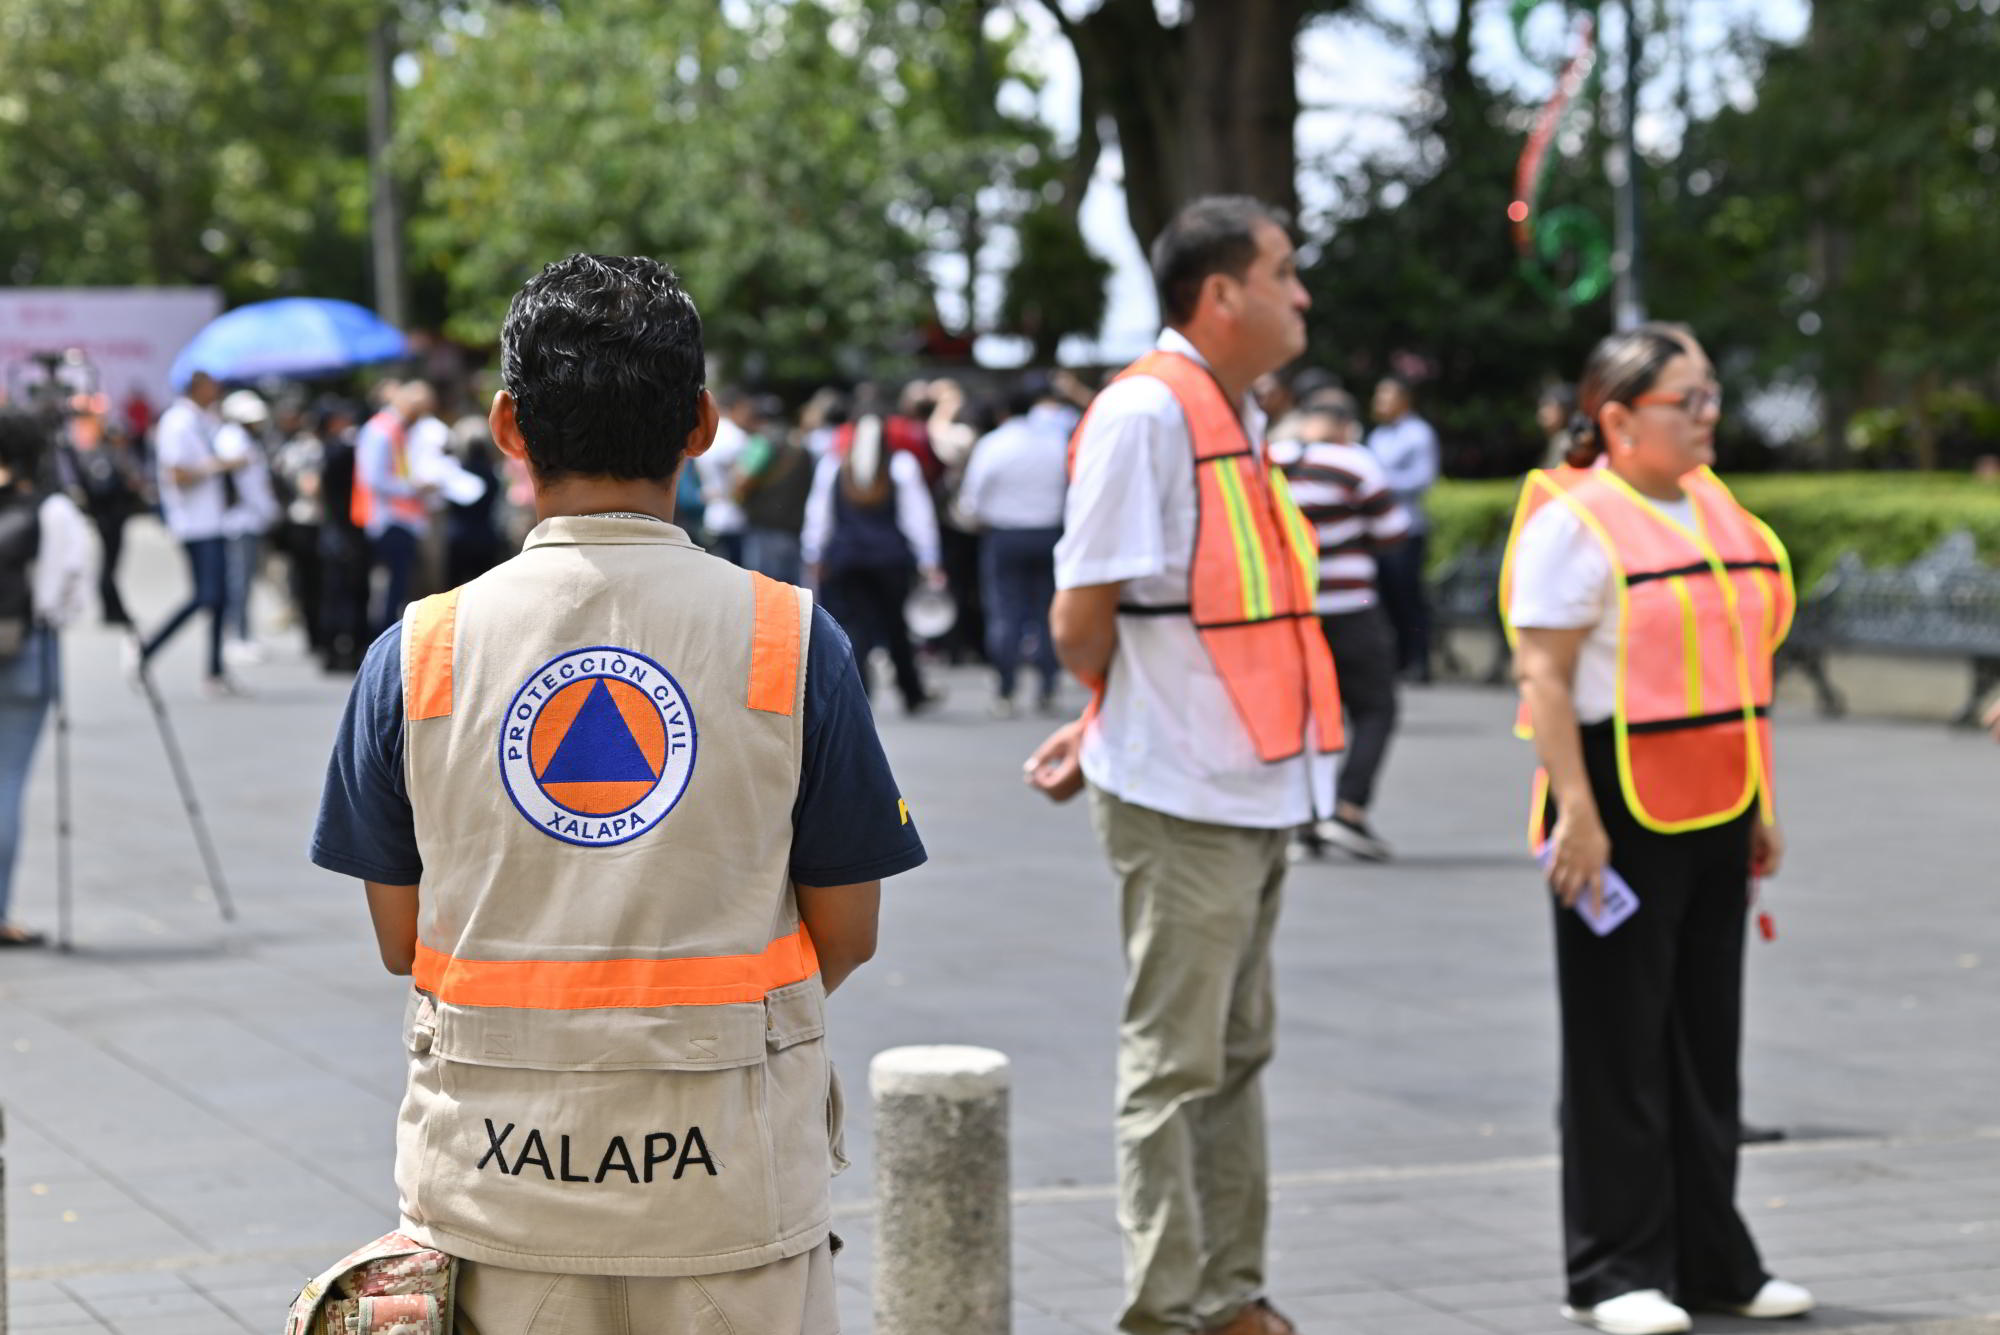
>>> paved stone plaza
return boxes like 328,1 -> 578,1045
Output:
1,523 -> 1995,1334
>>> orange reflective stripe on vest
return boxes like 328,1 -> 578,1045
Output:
1499,466 -> 1793,838
746,573 -> 802,716
404,590 -> 459,721
411,925 -> 820,1010
1070,350 -> 1342,762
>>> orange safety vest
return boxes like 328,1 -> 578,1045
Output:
1499,465 -> 1796,841
351,410 -> 428,530
1071,350 -> 1343,762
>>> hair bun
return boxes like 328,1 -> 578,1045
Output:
1568,410 -> 1598,447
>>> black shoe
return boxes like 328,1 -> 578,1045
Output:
1315,814 -> 1393,862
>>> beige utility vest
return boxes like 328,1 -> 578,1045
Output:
394,515 -> 835,1277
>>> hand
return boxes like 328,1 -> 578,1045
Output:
1023,719 -> 1087,803
1546,808 -> 1612,915
1984,694 -> 2000,743
1751,819 -> 1784,879
920,565 -> 947,592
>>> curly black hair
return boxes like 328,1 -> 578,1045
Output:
500,254 -> 706,484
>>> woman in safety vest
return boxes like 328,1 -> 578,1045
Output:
1503,324 -> 1812,1335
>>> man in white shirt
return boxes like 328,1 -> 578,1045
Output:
695,388 -> 755,562
136,371 -> 245,692
958,377 -> 1074,715
1367,375 -> 1440,682
1027,196 -> 1332,1335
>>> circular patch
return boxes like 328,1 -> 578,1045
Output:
497,646 -> 697,847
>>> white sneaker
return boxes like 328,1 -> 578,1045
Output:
1717,1279 -> 1814,1319
1561,1289 -> 1692,1334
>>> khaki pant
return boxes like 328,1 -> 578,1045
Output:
455,1241 -> 838,1335
1088,786 -> 1289,1335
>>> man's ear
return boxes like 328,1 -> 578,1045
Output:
683,389 -> 720,460
490,390 -> 529,465
1202,272 -> 1237,322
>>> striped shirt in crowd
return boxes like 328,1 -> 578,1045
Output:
1269,438 -> 1412,616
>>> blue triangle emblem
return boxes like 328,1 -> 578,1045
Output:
539,679 -> 658,784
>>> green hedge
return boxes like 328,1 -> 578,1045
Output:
1429,473 -> 2000,589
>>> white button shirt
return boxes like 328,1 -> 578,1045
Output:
1054,329 -> 1336,829
152,397 -> 227,541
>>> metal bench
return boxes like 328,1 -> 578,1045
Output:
1431,544 -> 1511,684
1777,532 -> 2000,725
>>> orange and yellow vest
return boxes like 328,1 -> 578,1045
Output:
1499,465 -> 1796,840
1071,350 -> 1344,762
351,410 -> 428,531
394,515 -> 833,1276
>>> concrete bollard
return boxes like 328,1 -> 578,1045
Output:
870,1045 -> 1010,1335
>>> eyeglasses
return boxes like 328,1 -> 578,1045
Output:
1632,383 -> 1723,418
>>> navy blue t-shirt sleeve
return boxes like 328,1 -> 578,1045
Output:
790,605 -> 928,885
310,625 -> 424,883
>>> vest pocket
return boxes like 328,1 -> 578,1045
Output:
764,979 -> 838,1233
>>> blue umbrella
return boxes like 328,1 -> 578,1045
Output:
170,297 -> 407,388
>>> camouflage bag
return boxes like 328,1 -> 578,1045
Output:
285,1232 -> 457,1335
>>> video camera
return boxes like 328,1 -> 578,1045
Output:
6,347 -> 101,429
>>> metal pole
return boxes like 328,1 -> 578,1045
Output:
367,11 -> 408,330
1611,0 -> 1647,329
137,672 -> 236,923
45,629 -> 71,951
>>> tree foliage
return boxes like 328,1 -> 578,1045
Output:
1302,2 -> 1597,476
399,0 -> 1056,381
1649,0 -> 2000,466
0,0 -> 375,301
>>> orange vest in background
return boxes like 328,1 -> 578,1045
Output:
1071,350 -> 1343,762
350,410 -> 427,530
1499,465 -> 1796,838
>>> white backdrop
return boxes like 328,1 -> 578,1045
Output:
0,287 -> 222,414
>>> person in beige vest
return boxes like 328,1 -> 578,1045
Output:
313,254 -> 927,1335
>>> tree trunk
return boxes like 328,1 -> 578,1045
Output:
1059,0 -> 1314,251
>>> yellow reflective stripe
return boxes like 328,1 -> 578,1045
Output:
1748,513 -> 1797,647
1213,458 -> 1270,620
1668,576 -> 1702,716
1268,467 -> 1319,605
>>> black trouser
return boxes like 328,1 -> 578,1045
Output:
821,563 -> 926,711
1550,724 -> 1768,1308
91,508 -> 131,625
318,527 -> 370,671
1321,606 -> 1398,810
1375,531 -> 1432,678
281,522 -> 325,653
